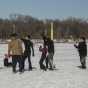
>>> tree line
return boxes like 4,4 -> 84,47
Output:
0,14 -> 88,40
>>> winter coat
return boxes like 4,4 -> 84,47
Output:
74,41 -> 87,56
21,39 -> 34,52
47,40 -> 54,54
39,46 -> 48,56
8,39 -> 23,55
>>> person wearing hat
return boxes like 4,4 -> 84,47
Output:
46,37 -> 55,70
21,35 -> 34,71
8,33 -> 23,73
74,37 -> 87,69
42,35 -> 55,69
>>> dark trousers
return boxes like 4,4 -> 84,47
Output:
22,51 -> 32,70
39,55 -> 46,70
12,55 -> 23,72
46,57 -> 49,68
80,56 -> 86,68
46,53 -> 54,69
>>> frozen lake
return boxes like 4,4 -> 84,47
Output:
0,43 -> 88,88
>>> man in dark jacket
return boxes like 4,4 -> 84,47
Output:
42,35 -> 55,70
21,35 -> 34,71
43,36 -> 54,70
42,36 -> 48,46
46,37 -> 55,70
74,37 -> 87,69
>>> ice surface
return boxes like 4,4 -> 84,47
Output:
0,43 -> 88,88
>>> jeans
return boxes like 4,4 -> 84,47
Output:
46,52 -> 54,69
39,55 -> 46,70
80,56 -> 86,67
12,55 -> 23,72
22,51 -> 32,70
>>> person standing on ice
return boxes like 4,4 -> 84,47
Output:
74,37 -> 87,69
42,35 -> 55,70
46,37 -> 55,70
8,33 -> 23,73
21,35 -> 34,71
4,54 -> 12,67
39,45 -> 48,71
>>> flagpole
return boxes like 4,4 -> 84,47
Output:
51,22 -> 54,40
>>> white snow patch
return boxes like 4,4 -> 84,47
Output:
0,43 -> 88,88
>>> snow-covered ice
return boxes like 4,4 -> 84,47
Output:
0,43 -> 88,88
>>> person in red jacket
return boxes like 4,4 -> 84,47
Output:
39,45 -> 48,71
